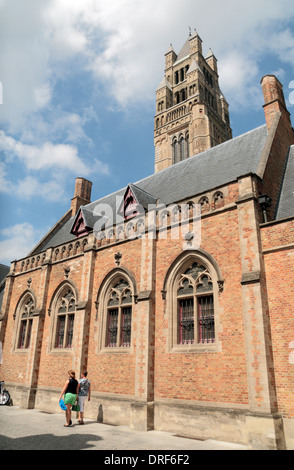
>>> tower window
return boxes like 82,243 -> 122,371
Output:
203,68 -> 214,88
172,133 -> 189,164
172,139 -> 179,164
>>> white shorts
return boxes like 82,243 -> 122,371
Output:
78,395 -> 87,412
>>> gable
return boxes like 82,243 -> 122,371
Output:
71,210 -> 89,238
118,186 -> 144,220
118,184 -> 157,221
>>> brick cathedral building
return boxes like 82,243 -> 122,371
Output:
1,32 -> 294,450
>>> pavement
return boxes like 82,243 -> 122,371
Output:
0,405 -> 247,454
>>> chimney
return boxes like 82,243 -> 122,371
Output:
261,75 -> 290,130
71,177 -> 92,216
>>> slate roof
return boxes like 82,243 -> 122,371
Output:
129,125 -> 268,206
36,123 -> 292,254
0,288 -> 4,312
0,264 -> 9,284
0,264 -> 9,311
174,37 -> 191,64
275,145 -> 294,220
156,76 -> 172,91
38,216 -> 76,252
71,207 -> 105,234
127,183 -> 158,209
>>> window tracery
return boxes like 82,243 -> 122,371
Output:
106,278 -> 133,348
177,262 -> 214,344
54,287 -> 76,349
17,296 -> 35,349
163,250 -> 223,353
96,270 -> 136,352
172,132 -> 189,164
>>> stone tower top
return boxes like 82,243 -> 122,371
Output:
154,31 -> 232,173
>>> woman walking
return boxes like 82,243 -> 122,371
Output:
77,371 -> 91,424
59,370 -> 79,427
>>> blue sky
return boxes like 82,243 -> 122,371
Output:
1,0 -> 294,266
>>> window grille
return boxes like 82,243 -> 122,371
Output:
56,315 -> 65,349
177,262 -> 214,344
121,307 -> 132,347
198,295 -> 214,343
55,289 -> 76,349
107,309 -> 118,347
106,278 -> 132,348
178,298 -> 194,344
18,297 -> 34,349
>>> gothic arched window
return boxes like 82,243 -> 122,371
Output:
172,138 -> 179,164
179,135 -> 185,161
55,287 -> 76,349
163,251 -> 223,352
17,295 -> 35,349
177,262 -> 214,344
106,278 -> 132,348
199,196 -> 210,213
213,191 -> 225,210
186,132 -> 190,159
96,270 -> 136,352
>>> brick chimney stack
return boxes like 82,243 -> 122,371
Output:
71,177 -> 92,216
261,75 -> 291,130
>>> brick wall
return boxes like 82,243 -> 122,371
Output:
154,207 -> 249,405
261,219 -> 294,419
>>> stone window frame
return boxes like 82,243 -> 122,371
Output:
95,267 -> 137,354
47,281 -> 78,353
162,249 -> 224,353
13,291 -> 36,352
172,131 -> 190,164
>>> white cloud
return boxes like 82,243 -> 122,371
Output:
82,0 -> 294,108
0,129 -> 109,203
0,129 -> 109,177
0,223 -> 42,264
218,53 -> 261,110
14,176 -> 66,202
1,0 -> 294,126
1,0 -> 294,266
34,82 -> 52,109
0,160 -> 66,202
0,131 -> 89,173
0,0 -> 51,129
270,29 -> 294,66
0,161 -> 11,193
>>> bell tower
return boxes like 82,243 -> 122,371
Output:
154,30 -> 232,173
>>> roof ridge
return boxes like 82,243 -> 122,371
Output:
85,124 -> 268,208
129,182 -> 157,198
143,124 -> 268,177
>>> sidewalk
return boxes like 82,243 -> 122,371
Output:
0,405 -> 247,452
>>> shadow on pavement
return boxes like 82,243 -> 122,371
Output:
0,432 -> 103,450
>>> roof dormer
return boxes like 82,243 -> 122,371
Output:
70,207 -> 106,238
118,184 -> 157,221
